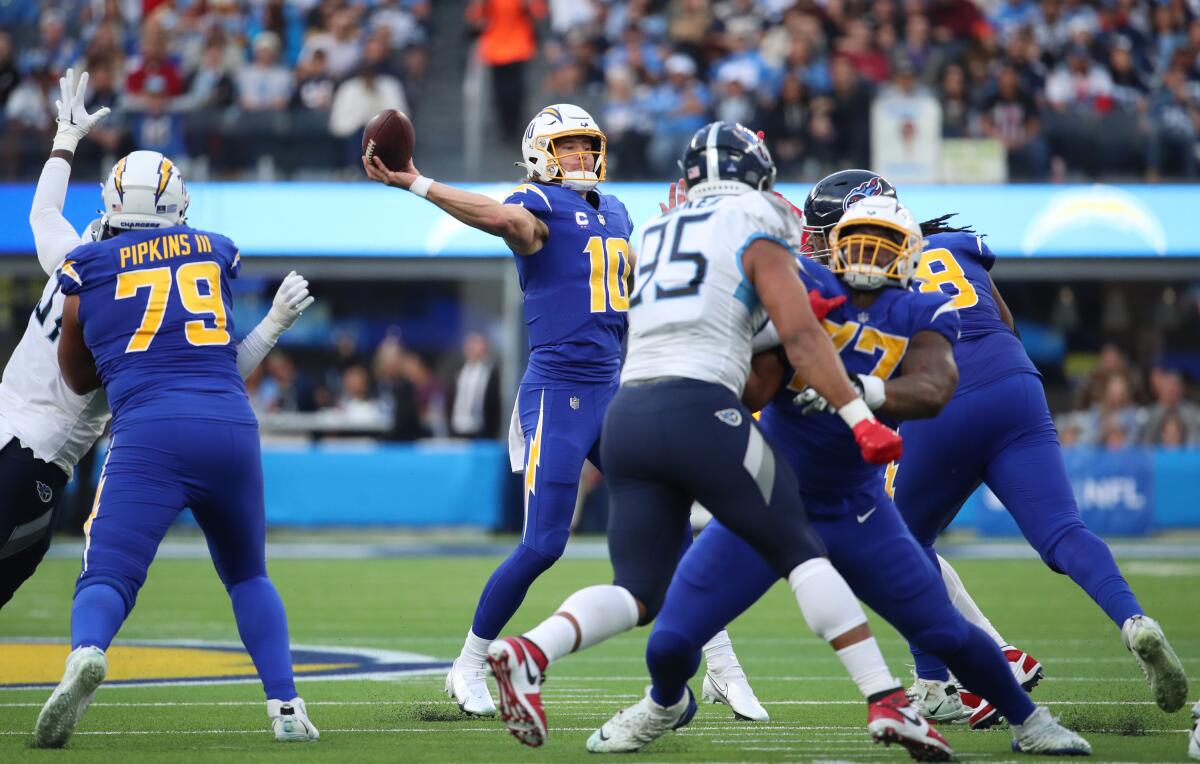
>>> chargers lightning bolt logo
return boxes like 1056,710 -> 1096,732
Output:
524,391 -> 546,510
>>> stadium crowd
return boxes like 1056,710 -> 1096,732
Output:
2,0 -> 1199,181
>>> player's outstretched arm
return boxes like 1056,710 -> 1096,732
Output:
362,156 -> 549,255
745,238 -> 902,464
236,271 -> 314,380
57,295 -> 100,395
875,330 -> 958,420
30,68 -> 111,276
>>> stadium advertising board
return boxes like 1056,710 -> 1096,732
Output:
0,182 -> 1196,258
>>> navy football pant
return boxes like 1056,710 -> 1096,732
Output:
601,379 -> 825,624
471,381 -> 615,640
894,372 -> 1142,679
647,495 -> 1035,724
73,419 -> 297,700
0,440 -> 68,609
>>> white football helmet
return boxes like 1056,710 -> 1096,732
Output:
101,150 -> 189,231
518,104 -> 607,191
829,196 -> 923,290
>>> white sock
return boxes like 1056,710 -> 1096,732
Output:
702,629 -> 741,676
788,558 -> 868,640
937,554 -> 1006,647
836,638 -> 901,698
455,629 -> 491,671
522,584 -> 639,664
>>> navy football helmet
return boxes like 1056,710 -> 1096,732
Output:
679,122 -> 776,197
801,169 -> 896,258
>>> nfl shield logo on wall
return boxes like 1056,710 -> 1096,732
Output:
570,396 -> 581,410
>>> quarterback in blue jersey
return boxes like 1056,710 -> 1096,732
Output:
800,170 -> 1187,727
36,150 -> 319,748
614,196 -> 1090,757
364,104 -> 763,719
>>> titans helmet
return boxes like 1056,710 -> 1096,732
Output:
679,121 -> 776,198
801,169 -> 896,258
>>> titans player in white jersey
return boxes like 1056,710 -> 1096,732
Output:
485,123 -> 951,758
0,69 -> 314,609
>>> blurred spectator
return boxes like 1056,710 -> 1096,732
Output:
20,10 -> 77,76
256,352 -> 308,412
403,352 -> 446,437
293,48 -> 336,112
602,65 -> 652,179
1044,45 -> 1113,176
647,53 -> 709,175
125,22 -> 184,110
181,40 -> 237,112
132,76 -> 187,160
373,337 -> 426,442
329,37 -> 409,160
0,32 -> 15,113
827,56 -> 872,167
713,66 -> 758,128
1147,68 -> 1200,180
447,332 -> 501,439
467,0 -> 547,142
238,31 -> 292,112
299,8 -> 363,81
980,63 -> 1049,178
837,18 -> 889,84
893,14 -> 945,87
337,365 -> 386,421
762,71 -> 810,174
938,62 -> 975,137
3,65 -> 55,179
1083,375 -> 1142,446
1075,343 -> 1146,410
1138,369 -> 1200,446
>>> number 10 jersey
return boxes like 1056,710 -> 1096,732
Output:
622,190 -> 802,396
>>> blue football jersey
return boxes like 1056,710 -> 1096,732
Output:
913,232 -> 1039,394
505,182 -> 634,384
759,261 -> 960,514
59,225 -> 255,430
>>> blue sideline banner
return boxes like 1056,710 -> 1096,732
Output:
1,182 -> 1198,258
971,448 -> 1156,537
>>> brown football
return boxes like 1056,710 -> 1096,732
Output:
362,109 -> 415,172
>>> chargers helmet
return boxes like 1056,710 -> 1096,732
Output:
801,169 -> 896,258
679,121 -> 776,198
518,104 -> 607,191
829,196 -> 923,290
101,150 -> 189,232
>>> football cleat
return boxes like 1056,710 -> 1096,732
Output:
906,676 -> 968,723
33,646 -> 107,748
1188,700 -> 1199,761
1003,645 -> 1045,691
958,687 -> 1002,730
1011,706 -> 1091,755
445,659 -> 497,716
487,636 -> 548,747
586,686 -> 697,753
1122,615 -> 1188,713
268,696 -> 319,742
867,689 -> 954,762
702,667 -> 769,721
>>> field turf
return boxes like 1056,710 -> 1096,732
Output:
1,539 -> 1197,762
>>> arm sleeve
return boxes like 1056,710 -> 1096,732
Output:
30,158 -> 86,276
236,323 -> 275,380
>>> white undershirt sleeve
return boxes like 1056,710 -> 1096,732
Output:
29,158 -> 86,276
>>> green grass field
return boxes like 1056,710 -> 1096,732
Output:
1,540 -> 1198,762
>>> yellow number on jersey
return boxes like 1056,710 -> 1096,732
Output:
586,236 -> 631,313
784,319 -> 908,391
115,267 -> 171,353
177,261 -> 230,346
114,262 -> 230,353
914,248 -> 978,309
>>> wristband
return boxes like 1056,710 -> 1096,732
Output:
837,398 -> 874,429
857,374 -> 886,410
409,176 -> 434,198
52,132 -> 80,154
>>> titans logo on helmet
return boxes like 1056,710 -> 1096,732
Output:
842,177 -> 885,210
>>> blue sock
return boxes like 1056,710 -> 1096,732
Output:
910,546 -> 952,682
937,623 -> 1035,724
71,583 -> 128,650
229,576 -> 297,701
470,543 -> 558,640
1048,527 -> 1143,628
647,628 -> 700,707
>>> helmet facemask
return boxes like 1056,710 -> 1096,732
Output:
830,221 -> 921,290
544,131 -> 606,191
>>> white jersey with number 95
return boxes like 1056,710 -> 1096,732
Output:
621,190 -> 803,395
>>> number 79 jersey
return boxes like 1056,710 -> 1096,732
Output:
59,225 -> 256,430
621,191 -> 802,395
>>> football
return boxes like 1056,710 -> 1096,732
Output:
362,108 -> 415,172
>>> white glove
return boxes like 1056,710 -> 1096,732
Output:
793,373 -> 886,415
262,271 -> 314,341
53,68 -> 111,153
